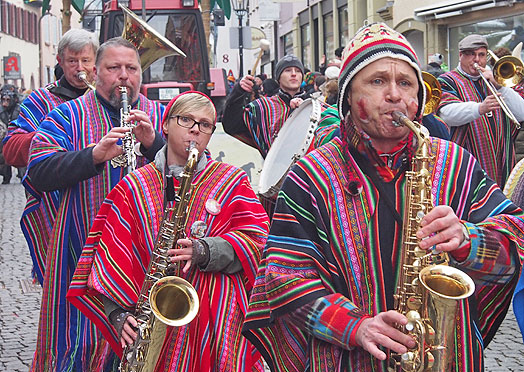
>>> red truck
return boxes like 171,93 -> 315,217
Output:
100,0 -> 228,111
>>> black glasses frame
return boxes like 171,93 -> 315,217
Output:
170,115 -> 216,134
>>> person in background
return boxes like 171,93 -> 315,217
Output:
227,75 -> 236,91
3,29 -> 99,168
424,53 -> 445,78
25,37 -> 165,372
68,91 -> 269,371
261,78 -> 279,97
222,55 -> 338,217
437,34 -> 524,189
303,71 -> 320,96
321,66 -> 341,105
222,54 -> 307,154
0,84 -> 20,184
489,45 -> 524,162
243,22 -> 524,372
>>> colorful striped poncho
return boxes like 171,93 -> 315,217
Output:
26,91 -> 164,372
437,69 -> 521,188
3,81 -> 69,285
243,94 -> 292,158
243,136 -> 524,372
67,155 -> 269,371
243,96 -> 338,159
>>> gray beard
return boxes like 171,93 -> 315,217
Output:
109,87 -> 135,108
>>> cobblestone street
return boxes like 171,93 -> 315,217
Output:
0,177 -> 523,371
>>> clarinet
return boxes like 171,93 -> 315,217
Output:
111,86 -> 137,174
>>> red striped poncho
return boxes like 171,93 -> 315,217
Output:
68,156 -> 269,371
243,136 -> 524,372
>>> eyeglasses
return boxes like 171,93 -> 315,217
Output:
171,115 -> 216,134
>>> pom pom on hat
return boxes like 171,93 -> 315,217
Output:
325,66 -> 341,80
337,23 -> 426,121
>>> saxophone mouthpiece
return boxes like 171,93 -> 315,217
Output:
392,111 -> 407,127
186,141 -> 197,152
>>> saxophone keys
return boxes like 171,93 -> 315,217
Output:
405,310 -> 421,329
400,351 -> 417,371
407,296 -> 422,310
425,323 -> 436,342
425,351 -> 435,369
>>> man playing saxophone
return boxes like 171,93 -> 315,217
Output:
25,37 -> 165,371
243,23 -> 524,372
68,91 -> 270,371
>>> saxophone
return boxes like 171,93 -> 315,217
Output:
111,86 -> 137,174
388,112 -> 475,372
120,142 -> 200,372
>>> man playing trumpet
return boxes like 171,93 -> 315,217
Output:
437,34 -> 524,188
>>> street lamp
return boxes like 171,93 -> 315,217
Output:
232,0 -> 248,77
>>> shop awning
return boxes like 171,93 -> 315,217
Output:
414,0 -> 518,20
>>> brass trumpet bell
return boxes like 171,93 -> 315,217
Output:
492,55 -> 524,88
422,71 -> 442,116
120,4 -> 186,71
149,276 -> 200,327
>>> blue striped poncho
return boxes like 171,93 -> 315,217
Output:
26,91 -> 164,372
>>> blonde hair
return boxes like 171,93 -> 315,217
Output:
169,93 -> 216,123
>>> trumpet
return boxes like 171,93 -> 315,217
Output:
474,62 -> 521,128
77,71 -> 95,91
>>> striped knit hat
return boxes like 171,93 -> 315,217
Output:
337,23 -> 426,121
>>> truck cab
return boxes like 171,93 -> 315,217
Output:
100,0 -> 211,104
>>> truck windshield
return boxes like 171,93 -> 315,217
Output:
113,12 -> 205,85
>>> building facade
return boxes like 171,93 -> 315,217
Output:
0,0 -> 40,91
214,0 -> 524,79
0,0 -> 81,93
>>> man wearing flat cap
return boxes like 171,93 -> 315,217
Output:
437,34 -> 524,188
